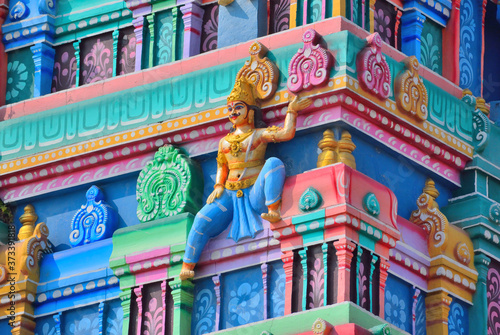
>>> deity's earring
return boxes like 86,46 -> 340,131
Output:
248,110 -> 254,125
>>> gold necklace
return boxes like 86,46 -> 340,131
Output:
225,129 -> 254,157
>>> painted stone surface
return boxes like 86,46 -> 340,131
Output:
6,47 -> 34,104
420,19 -> 442,75
269,0 -> 290,34
448,299 -> 468,335
51,43 -> 77,93
221,265 -> 264,329
384,275 -> 411,332
155,9 -> 175,66
488,260 -> 500,335
200,3 -> 219,53
191,277 -> 217,335
373,0 -> 400,49
136,145 -> 203,223
459,0 -> 483,96
80,33 -> 114,85
117,26 -> 136,75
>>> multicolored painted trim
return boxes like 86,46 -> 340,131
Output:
37,275 -> 119,305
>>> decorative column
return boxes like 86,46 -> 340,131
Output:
290,0 -> 298,28
469,253 -> 490,335
73,40 -> 81,87
30,42 -> 55,97
146,13 -> 156,68
112,30 -> 119,77
281,250 -> 294,315
134,286 -> 143,335
368,0 -> 376,33
333,238 -> 356,303
53,313 -> 62,335
356,247 -> 363,306
0,205 -> 51,335
322,243 -> 328,306
212,275 -> 221,331
0,1 -> 8,106
133,16 -> 146,71
119,290 -> 132,335
425,291 -> 452,335
369,253 -> 378,313
261,263 -> 268,319
412,288 -> 421,335
98,301 -> 105,335
180,1 -> 204,58
400,10 -> 426,60
332,0 -> 347,18
442,0 -> 461,84
378,258 -> 389,317
169,279 -> 194,335
217,0 -> 267,48
299,247 -> 308,311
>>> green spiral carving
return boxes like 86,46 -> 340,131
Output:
363,192 -> 380,217
136,145 -> 203,223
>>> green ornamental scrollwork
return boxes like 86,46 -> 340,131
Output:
136,145 -> 203,222
299,187 -> 323,212
363,192 -> 380,217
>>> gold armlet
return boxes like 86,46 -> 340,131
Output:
216,152 -> 227,165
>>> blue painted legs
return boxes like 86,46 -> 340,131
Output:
183,157 -> 285,265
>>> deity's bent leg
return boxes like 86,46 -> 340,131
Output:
250,157 -> 286,215
184,192 -> 234,264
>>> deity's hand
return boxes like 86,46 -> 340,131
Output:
207,185 -> 224,204
288,95 -> 312,113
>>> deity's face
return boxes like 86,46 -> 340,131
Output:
227,101 -> 253,128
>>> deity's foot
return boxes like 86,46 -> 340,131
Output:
261,200 -> 282,223
179,262 -> 196,280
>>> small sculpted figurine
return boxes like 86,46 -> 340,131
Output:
179,78 -> 311,280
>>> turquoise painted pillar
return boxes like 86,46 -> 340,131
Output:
470,253 -> 490,335
299,247 -> 308,312
217,0 -> 268,48
30,42 -> 55,97
401,9 -> 426,61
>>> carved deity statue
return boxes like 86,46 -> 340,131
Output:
180,78 -> 311,280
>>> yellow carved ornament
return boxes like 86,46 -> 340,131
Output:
235,42 -> 279,104
395,56 -> 428,121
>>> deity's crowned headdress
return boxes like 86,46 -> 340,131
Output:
227,78 -> 257,106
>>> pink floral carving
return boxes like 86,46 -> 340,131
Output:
287,29 -> 332,93
356,33 -> 391,100
144,297 -> 164,335
308,257 -> 324,309
488,266 -> 500,335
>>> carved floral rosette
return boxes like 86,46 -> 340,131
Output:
287,29 -> 332,93
69,186 -> 118,247
395,56 -> 428,121
236,42 -> 279,102
136,145 -> 203,223
356,33 -> 391,100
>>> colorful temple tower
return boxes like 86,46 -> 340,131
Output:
0,0 -> 499,334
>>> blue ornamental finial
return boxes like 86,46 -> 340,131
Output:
69,186 -> 117,247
